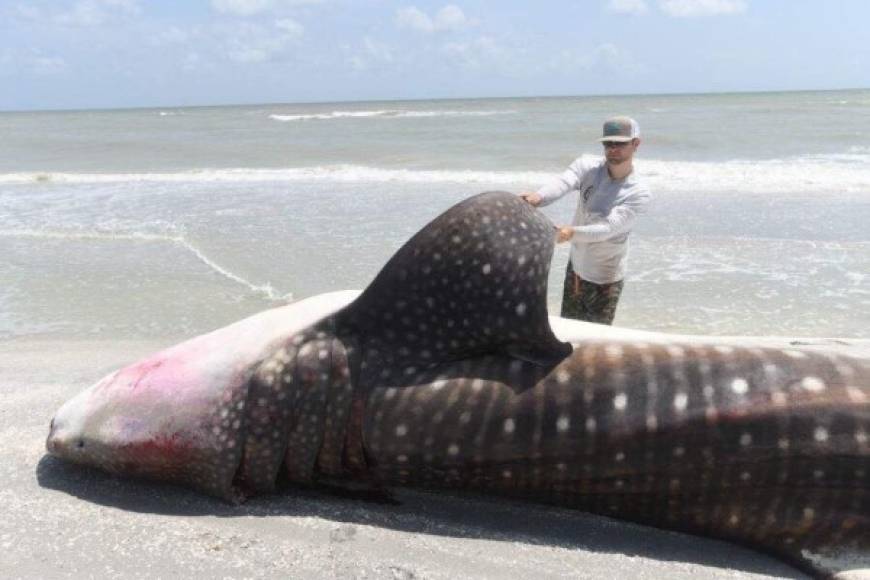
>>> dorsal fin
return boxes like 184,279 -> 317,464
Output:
336,191 -> 572,367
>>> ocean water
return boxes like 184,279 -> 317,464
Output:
2,90 -> 869,340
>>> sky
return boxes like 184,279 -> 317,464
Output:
1,0 -> 869,111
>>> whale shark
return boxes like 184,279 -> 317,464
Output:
46,191 -> 869,578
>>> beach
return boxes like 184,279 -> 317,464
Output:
2,91 -> 869,578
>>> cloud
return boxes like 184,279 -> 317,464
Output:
550,43 -> 644,76
435,5 -> 470,31
607,0 -> 649,15
441,36 -> 502,68
12,4 -> 42,20
148,18 -> 303,69
275,18 -> 304,38
348,36 -> 394,72
396,4 -> 473,33
363,37 -> 393,62
0,48 -> 67,76
217,20 -> 304,63
54,0 -> 141,27
212,0 -> 272,16
396,7 -> 433,32
152,26 -> 191,46
590,43 -> 627,68
32,55 -> 68,75
211,0 -> 323,16
182,52 -> 202,72
658,0 -> 747,17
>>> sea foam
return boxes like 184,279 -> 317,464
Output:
3,152 -> 870,195
0,228 -> 289,302
268,110 -> 516,121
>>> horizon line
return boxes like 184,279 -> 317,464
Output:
2,86 -> 868,115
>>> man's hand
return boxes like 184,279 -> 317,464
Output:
519,191 -> 542,206
556,226 -> 574,244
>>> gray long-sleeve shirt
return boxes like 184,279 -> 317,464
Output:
537,156 -> 651,284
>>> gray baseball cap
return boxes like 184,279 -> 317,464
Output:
598,116 -> 640,142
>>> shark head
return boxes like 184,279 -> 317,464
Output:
46,345 -> 251,499
46,290 -> 363,500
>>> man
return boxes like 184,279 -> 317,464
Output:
521,116 -> 651,325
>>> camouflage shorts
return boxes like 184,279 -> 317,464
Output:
560,264 -> 625,325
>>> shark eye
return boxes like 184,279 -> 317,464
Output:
76,440 -> 85,449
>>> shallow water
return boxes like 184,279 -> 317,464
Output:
2,90 -> 869,340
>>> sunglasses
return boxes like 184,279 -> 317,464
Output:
602,141 -> 631,148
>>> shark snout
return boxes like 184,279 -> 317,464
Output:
46,415 -> 66,455
45,414 -> 87,458
46,379 -> 100,459
45,417 -> 57,453
45,416 -> 68,456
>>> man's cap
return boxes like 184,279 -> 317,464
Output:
598,116 -> 640,142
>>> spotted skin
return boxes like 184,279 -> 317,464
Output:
46,192 -> 869,578
336,191 -> 572,368
363,343 -> 869,574
234,341 -> 299,494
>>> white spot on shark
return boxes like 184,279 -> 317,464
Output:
731,378 -> 749,395
801,376 -> 826,393
673,392 -> 688,412
847,386 -> 867,403
613,393 -> 627,411
605,345 -> 623,358
666,346 -> 685,358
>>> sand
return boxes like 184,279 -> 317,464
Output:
17,334 -> 869,579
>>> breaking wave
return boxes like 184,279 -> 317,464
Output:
268,109 -> 516,121
3,152 -> 870,194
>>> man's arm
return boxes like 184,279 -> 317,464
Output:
521,157 -> 591,207
557,190 -> 651,243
